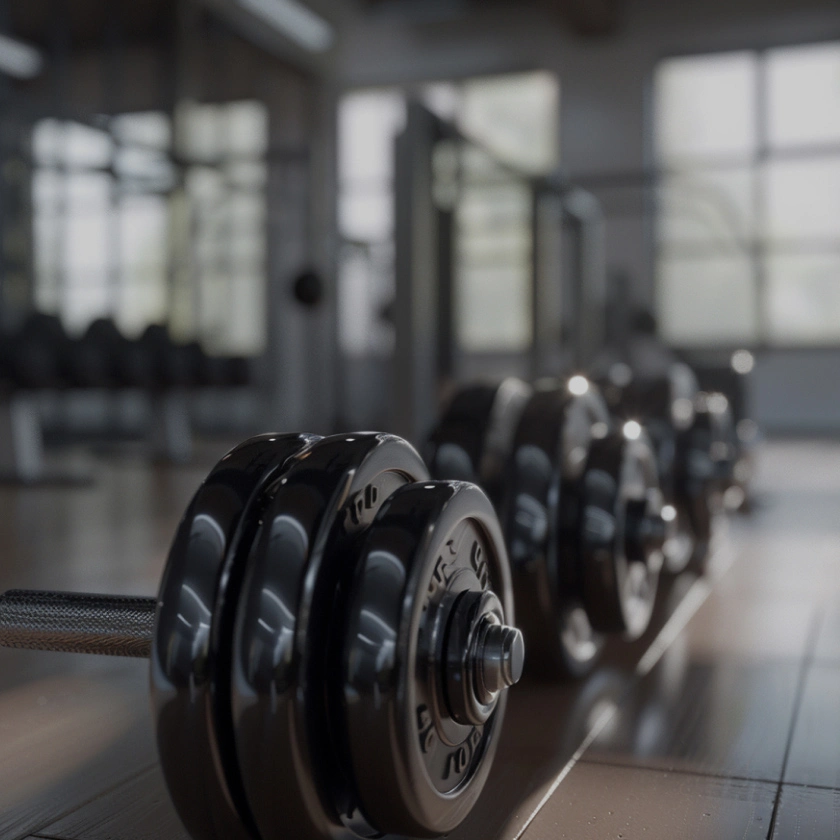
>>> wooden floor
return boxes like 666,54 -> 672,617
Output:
0,440 -> 838,840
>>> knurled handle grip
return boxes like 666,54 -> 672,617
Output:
0,590 -> 156,658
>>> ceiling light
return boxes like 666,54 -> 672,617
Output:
0,33 -> 43,79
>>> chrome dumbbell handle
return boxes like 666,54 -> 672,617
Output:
0,590 -> 155,658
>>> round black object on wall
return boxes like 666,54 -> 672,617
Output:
292,270 -> 323,308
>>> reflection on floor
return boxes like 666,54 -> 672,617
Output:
0,440 -> 838,840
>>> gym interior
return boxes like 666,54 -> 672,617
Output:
0,1 -> 838,838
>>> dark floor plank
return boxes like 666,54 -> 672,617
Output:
0,662 -> 156,840
31,766 -> 188,840
0,453 -> 207,838
785,664 -> 840,789
771,785 -> 840,840
583,653 -> 801,782
520,762 -> 776,840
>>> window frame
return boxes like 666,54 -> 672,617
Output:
651,39 -> 840,352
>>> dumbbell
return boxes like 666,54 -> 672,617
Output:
428,376 -> 667,677
0,432 -> 523,840
5,312 -> 69,388
692,351 -> 758,511
192,349 -> 251,388
674,389 -> 738,559
82,318 -> 157,388
594,358 -> 725,575
140,324 -> 200,388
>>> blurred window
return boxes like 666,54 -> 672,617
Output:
448,143 -> 533,353
337,88 -> 406,356
31,101 -> 268,354
654,42 -> 840,347
173,100 -> 269,354
337,71 -> 557,357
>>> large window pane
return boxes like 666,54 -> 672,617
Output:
339,189 -> 393,243
657,256 -> 758,344
119,274 -> 168,336
455,168 -> 532,352
220,271 -> 265,355
65,216 -> 109,274
32,119 -> 64,166
767,42 -> 840,149
655,45 -> 840,348
111,111 -> 171,149
459,71 -> 559,175
456,264 -> 532,352
337,242 -> 395,356
225,160 -> 267,189
655,52 -> 757,164
34,213 -> 61,276
33,170 -> 62,212
766,253 -> 840,343
197,268 -> 228,345
228,230 -> 265,266
119,195 -> 167,271
658,167 -> 754,248
66,172 -> 110,214
30,103 -> 268,353
64,122 -> 112,169
114,147 -> 175,191
63,271 -> 109,333
225,101 -> 269,157
338,90 -> 405,187
762,156 -> 840,242
175,101 -> 223,163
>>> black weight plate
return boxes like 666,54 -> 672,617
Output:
503,382 -> 611,677
344,481 -> 513,837
668,362 -> 699,431
581,428 -> 663,638
594,361 -> 699,579
428,378 -> 531,506
151,432 -> 319,840
232,433 -> 429,840
662,505 -> 695,575
672,391 -> 735,576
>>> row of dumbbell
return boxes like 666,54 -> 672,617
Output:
0,312 -> 249,391
0,380 -> 733,840
426,364 -> 736,676
0,369 -> 732,840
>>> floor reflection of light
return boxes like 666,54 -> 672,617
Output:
586,697 -> 620,739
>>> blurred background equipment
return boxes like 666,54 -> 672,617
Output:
428,375 -> 668,678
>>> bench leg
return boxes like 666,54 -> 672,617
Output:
150,390 -> 193,463
0,394 -> 45,481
